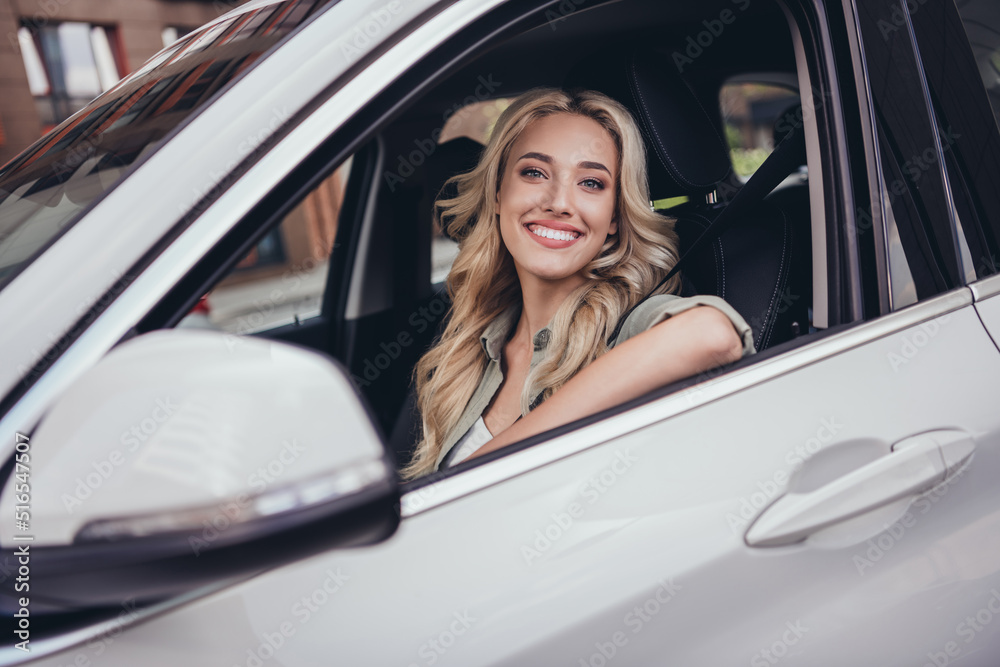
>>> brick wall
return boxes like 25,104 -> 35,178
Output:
0,0 -> 240,167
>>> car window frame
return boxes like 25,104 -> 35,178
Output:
907,0 -> 1000,286
847,0 -> 972,315
402,0 -> 883,502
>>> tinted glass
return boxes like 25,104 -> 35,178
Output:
856,0 -> 965,302
909,0 -> 1000,280
0,0 -> 333,294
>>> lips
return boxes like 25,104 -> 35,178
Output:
526,220 -> 581,233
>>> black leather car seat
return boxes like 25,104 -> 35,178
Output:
565,48 -> 812,350
388,136 -> 482,468
765,102 -> 813,336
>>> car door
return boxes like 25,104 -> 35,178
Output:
21,1 -> 1000,667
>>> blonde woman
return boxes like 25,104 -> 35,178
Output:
403,88 -> 755,479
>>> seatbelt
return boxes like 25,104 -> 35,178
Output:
607,123 -> 807,346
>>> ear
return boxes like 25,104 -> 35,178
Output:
608,218 -> 618,235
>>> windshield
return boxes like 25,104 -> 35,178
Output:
0,0 -> 334,294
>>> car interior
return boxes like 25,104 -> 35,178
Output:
138,0 -> 851,480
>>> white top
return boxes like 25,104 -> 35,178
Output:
440,416 -> 494,468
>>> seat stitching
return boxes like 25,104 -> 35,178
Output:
712,239 -> 724,299
697,212 -> 722,297
629,58 -> 700,190
717,237 -> 726,300
761,209 -> 790,350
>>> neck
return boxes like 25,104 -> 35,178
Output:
514,270 -> 586,341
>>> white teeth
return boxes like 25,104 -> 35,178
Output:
528,225 -> 579,242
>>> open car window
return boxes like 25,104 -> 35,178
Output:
320,0 -> 837,476
178,158 -> 352,334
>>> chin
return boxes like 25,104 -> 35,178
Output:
521,262 -> 586,284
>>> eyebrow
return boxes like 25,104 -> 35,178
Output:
516,152 -> 611,176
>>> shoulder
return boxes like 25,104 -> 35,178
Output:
614,293 -> 756,357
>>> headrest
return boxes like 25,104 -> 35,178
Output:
427,136 -> 483,205
424,136 -> 483,240
564,48 -> 732,198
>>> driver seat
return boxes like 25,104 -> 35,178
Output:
565,48 -> 811,350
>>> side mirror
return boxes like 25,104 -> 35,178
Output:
0,331 -> 398,612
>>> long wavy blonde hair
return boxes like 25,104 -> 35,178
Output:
402,88 -> 681,479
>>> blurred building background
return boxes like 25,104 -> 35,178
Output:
0,0 -> 244,167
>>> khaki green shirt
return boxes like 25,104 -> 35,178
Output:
434,293 -> 756,470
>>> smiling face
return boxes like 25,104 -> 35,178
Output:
496,112 -> 619,290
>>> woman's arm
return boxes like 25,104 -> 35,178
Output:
465,305 -> 743,460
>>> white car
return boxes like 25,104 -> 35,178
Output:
1,0 -> 1000,664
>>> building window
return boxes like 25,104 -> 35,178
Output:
162,26 -> 197,48
17,22 -> 124,130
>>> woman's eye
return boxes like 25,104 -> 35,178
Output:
581,178 -> 605,190
521,167 -> 545,179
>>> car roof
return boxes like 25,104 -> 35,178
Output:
413,0 -> 793,118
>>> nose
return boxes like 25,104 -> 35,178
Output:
542,172 -> 573,217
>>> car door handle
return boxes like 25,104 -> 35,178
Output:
745,430 -> 974,547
